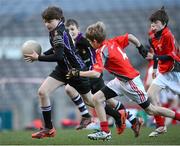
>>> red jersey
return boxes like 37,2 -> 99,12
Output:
149,27 -> 180,73
93,33 -> 139,81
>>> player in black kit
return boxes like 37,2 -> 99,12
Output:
24,6 -> 94,139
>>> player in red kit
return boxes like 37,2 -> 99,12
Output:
66,21 -> 180,141
146,7 -> 180,137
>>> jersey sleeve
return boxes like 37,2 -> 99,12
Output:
113,33 -> 129,49
38,31 -> 64,62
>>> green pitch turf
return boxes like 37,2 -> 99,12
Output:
0,125 -> 179,145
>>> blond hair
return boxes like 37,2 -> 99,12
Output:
85,21 -> 106,43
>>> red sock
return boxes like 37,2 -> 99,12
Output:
171,108 -> 177,124
154,115 -> 165,128
174,112 -> 180,121
100,121 -> 110,133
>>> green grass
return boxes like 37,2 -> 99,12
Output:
0,125 -> 180,145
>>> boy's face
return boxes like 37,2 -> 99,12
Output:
43,19 -> 60,32
88,39 -> 100,49
150,20 -> 165,33
66,24 -> 79,40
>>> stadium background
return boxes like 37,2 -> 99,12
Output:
0,0 -> 180,130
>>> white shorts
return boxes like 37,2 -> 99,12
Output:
152,71 -> 180,94
160,88 -> 179,104
106,76 -> 148,105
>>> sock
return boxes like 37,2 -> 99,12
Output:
105,104 -> 121,125
71,95 -> 91,118
41,106 -> 53,129
154,115 -> 165,127
100,121 -> 110,133
114,102 -> 138,126
114,101 -> 125,111
171,108 -> 177,124
126,111 -> 137,126
174,112 -> 180,121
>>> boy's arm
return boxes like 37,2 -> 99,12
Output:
66,68 -> 101,79
43,48 -> 54,55
128,34 -> 149,58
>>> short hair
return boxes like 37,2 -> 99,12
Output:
42,6 -> 65,22
149,6 -> 169,25
85,21 -> 106,43
65,19 -> 79,28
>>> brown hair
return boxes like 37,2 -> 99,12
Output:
42,6 -> 65,22
149,6 -> 169,26
85,21 -> 106,43
65,19 -> 79,28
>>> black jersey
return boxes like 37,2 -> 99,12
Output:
75,33 -> 96,70
38,21 -> 85,72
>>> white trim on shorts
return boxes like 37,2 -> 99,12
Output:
106,75 -> 148,104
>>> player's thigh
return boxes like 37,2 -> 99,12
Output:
39,76 -> 64,95
69,77 -> 91,95
90,77 -> 105,94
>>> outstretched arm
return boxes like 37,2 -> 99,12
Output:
80,70 -> 101,78
66,69 -> 101,79
128,34 -> 149,58
128,34 -> 141,47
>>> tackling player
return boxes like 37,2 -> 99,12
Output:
65,19 -> 143,136
66,21 -> 180,140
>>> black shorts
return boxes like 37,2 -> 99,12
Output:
49,67 -> 91,94
90,77 -> 105,94
101,86 -> 118,100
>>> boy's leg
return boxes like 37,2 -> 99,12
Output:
65,84 -> 91,129
32,76 -> 64,139
147,83 -> 167,137
87,90 -> 112,140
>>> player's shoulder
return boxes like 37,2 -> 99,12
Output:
162,27 -> 174,39
77,36 -> 92,47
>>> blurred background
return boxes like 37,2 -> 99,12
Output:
0,0 -> 179,130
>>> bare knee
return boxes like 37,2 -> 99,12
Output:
38,87 -> 47,99
144,104 -> 158,116
92,92 -> 105,106
65,85 -> 72,96
65,85 -> 78,97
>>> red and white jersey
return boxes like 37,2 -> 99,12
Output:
149,27 -> 180,73
93,33 -> 139,81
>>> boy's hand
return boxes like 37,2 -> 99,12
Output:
145,52 -> 154,60
66,68 -> 80,79
137,44 -> 149,58
24,50 -> 39,62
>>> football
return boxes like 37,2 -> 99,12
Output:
21,40 -> 42,56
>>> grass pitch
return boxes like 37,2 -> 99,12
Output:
0,125 -> 179,145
